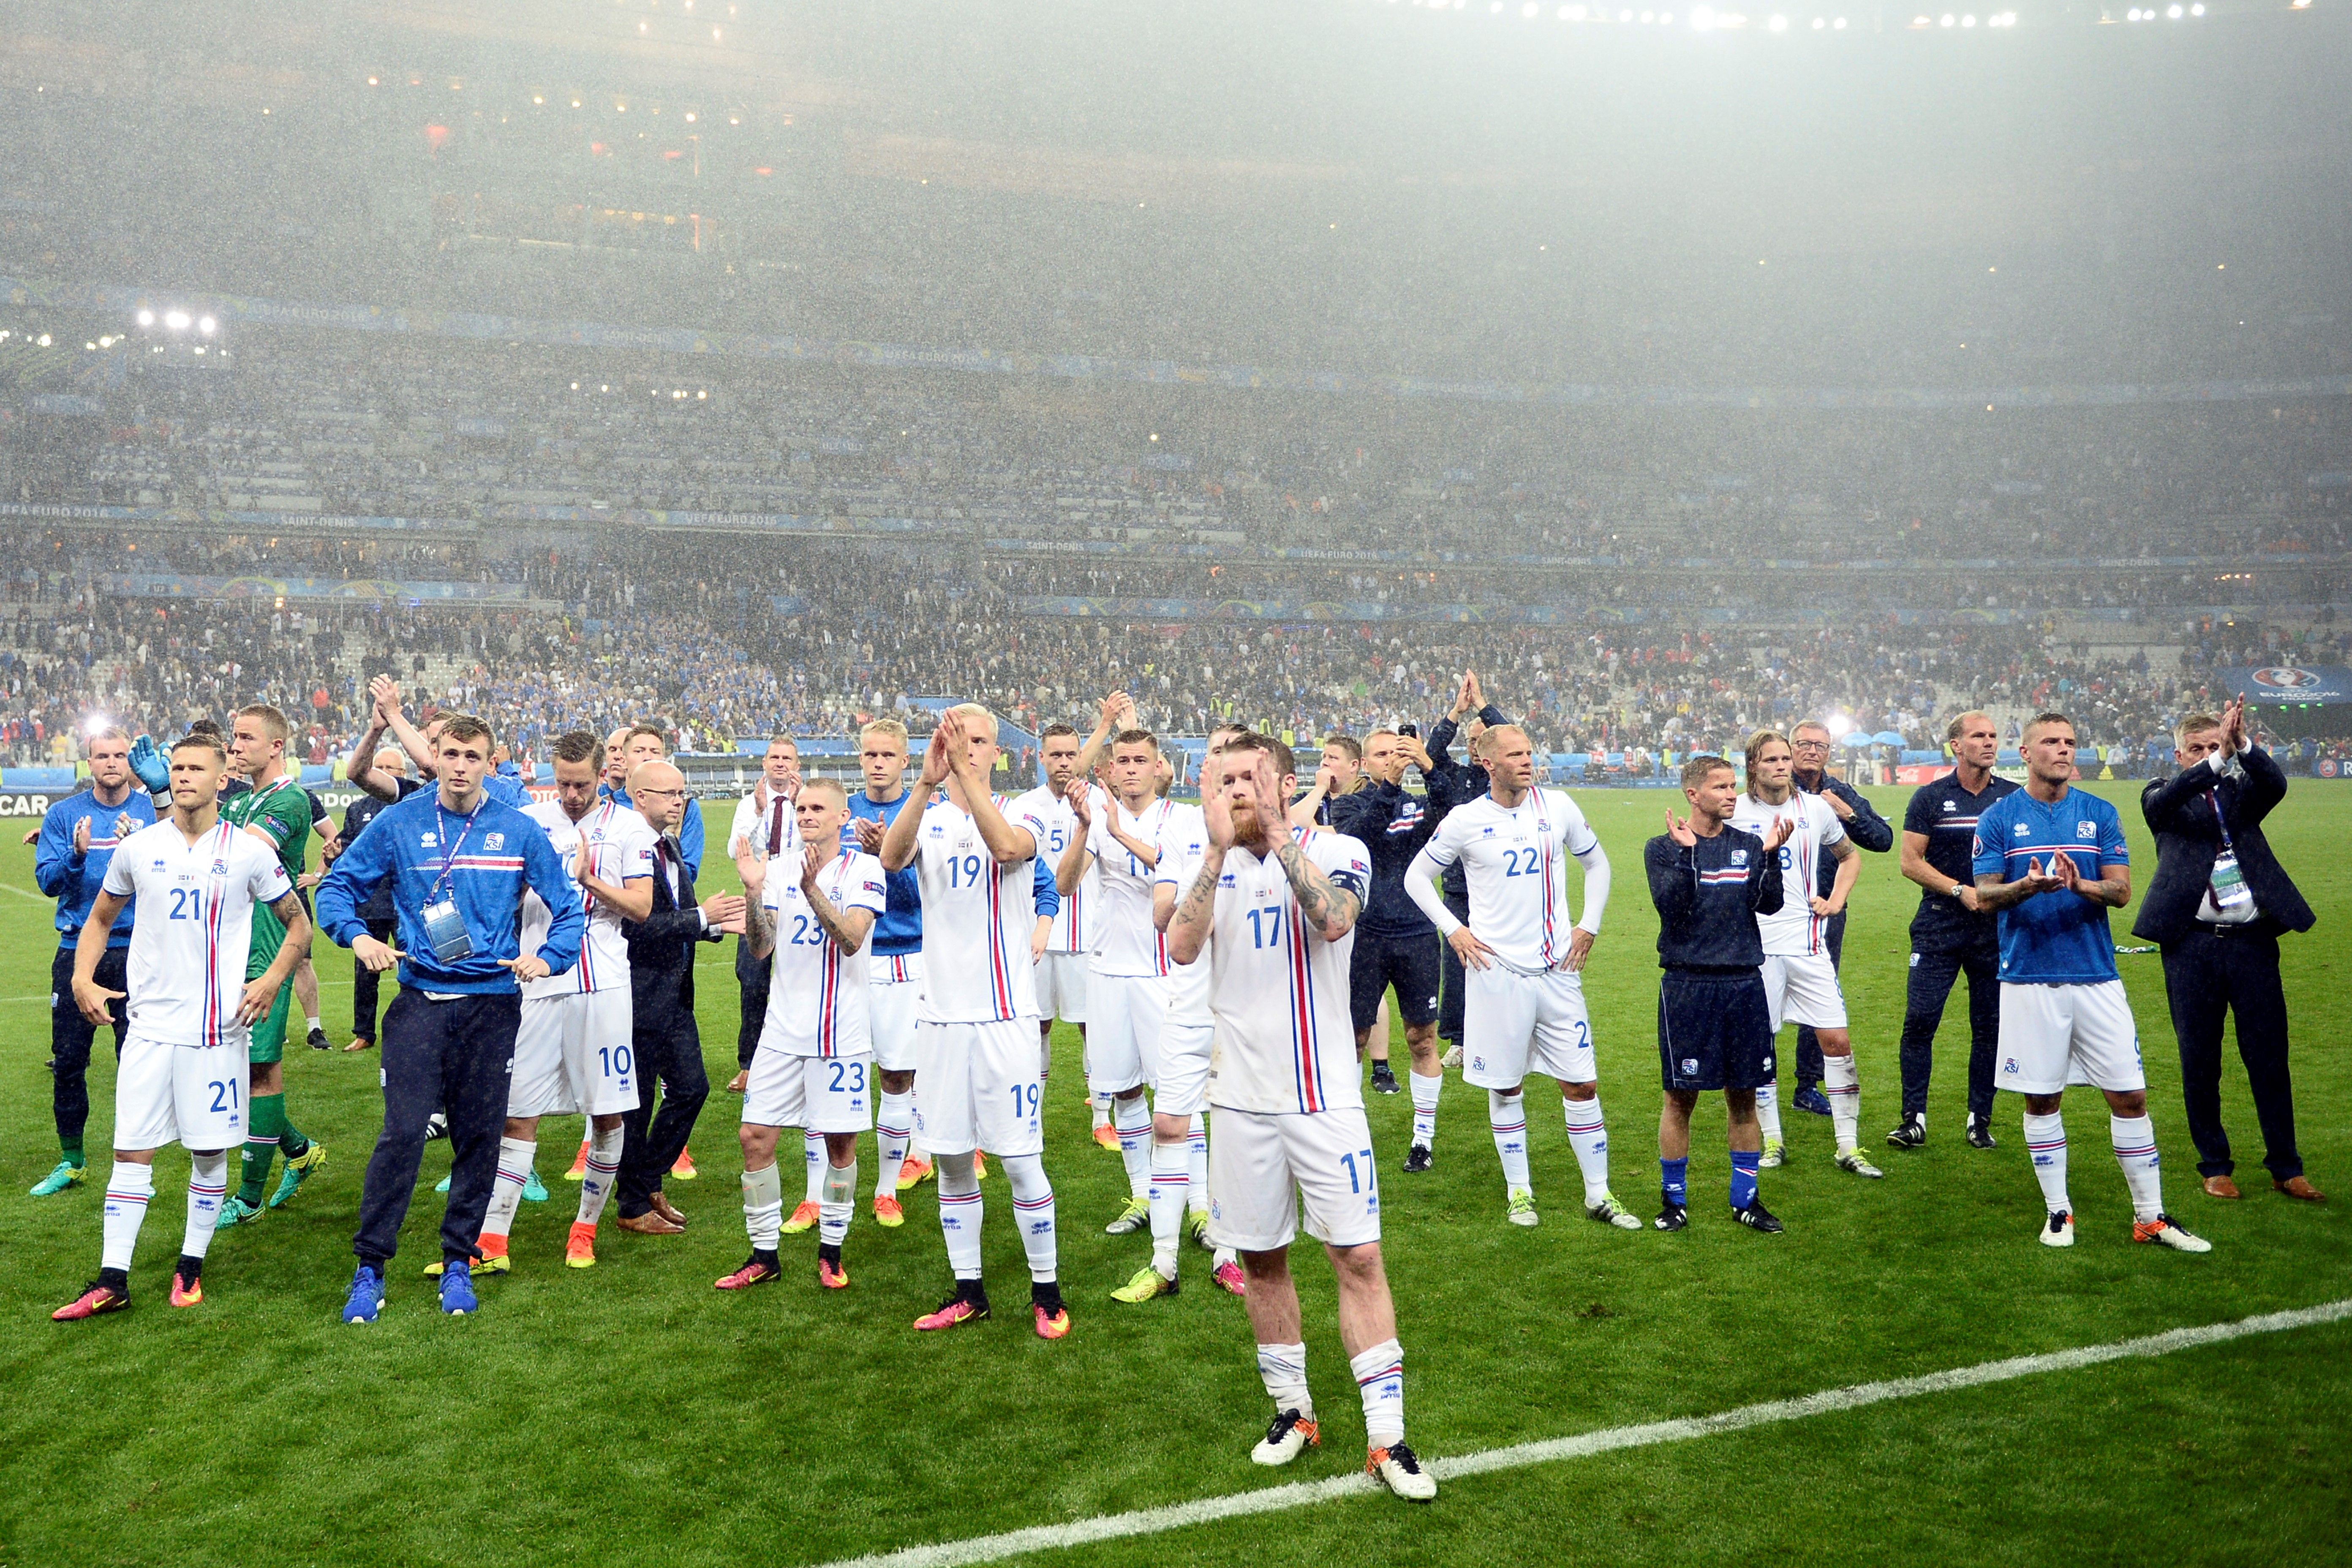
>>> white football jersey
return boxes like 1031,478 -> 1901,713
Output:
914,790 -> 1050,1024
1729,790 -> 1847,957
1153,803 -> 1212,1024
1015,784 -> 1097,954
761,848 -> 890,1057
1418,787 -> 1603,973
1206,826 -> 1372,1115
519,800 -> 653,998
103,818 -> 293,1048
1086,793 -> 1184,978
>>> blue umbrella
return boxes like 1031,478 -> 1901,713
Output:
1838,731 -> 1873,749
1872,730 -> 1906,747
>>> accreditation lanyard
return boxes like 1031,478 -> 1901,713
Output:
2203,785 -> 2252,910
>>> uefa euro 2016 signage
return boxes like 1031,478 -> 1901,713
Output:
2223,666 -> 2352,705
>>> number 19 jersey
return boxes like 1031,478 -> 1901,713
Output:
914,791 -> 1051,1024
1206,827 -> 1372,1115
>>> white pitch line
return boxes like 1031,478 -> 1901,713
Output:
815,1297 -> 2352,1568
0,881 -> 48,901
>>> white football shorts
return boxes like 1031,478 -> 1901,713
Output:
868,952 -> 923,1073
1461,964 -> 1597,1089
743,1049 -> 876,1135
912,1016 -> 1044,1157
114,1031 -> 248,1152
1760,951 -> 1849,1032
1034,951 -> 1091,1024
508,989 -> 639,1118
1083,971 -> 1168,1097
1207,1105 -> 1382,1253
1154,1018 -> 1214,1119
1995,980 -> 2145,1096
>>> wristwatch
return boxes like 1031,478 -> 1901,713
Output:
1949,883 -> 1966,900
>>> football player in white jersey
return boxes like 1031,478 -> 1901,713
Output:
55,733 -> 306,1319
1133,727 -> 1248,1300
1057,721 -> 1184,1236
1730,730 -> 1880,1178
725,780 -> 890,1292
1022,722 -> 1098,1134
1405,724 -> 1637,1230
443,730 -> 656,1274
1165,732 -> 1433,1503
879,705 -> 1070,1339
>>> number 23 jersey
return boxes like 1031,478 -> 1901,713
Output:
1206,826 -> 1372,1116
762,848 -> 890,1056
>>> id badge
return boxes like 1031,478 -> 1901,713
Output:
421,897 -> 475,963
2208,852 -> 2253,911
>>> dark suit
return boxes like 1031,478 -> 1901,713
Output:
616,840 -> 723,1217
2133,745 -> 2314,1181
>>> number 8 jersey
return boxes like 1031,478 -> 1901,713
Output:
1206,826 -> 1372,1115
914,792 -> 1052,1024
102,819 -> 293,1048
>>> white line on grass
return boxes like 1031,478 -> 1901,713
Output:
815,1296 -> 2352,1568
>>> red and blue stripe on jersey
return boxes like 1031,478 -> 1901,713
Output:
201,824 -> 233,1049
983,795 -> 1016,1021
1285,825 -> 1326,1113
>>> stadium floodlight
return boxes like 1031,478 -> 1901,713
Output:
2167,3 -> 2181,13
1769,12 -> 1787,26
164,310 -> 189,330
1962,12 -> 1976,23
198,316 -> 216,335
1824,713 -> 1855,739
1834,13 -> 1846,22
136,309 -> 154,326
1692,5 -> 1715,26
84,713 -> 113,737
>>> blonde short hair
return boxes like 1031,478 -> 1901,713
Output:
860,717 -> 909,746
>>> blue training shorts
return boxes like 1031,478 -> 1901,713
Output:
1658,971 -> 1775,1093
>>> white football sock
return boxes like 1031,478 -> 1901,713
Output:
1824,1053 -> 1861,1153
305,1014 -> 323,1035
936,1151 -> 983,1279
1488,1089 -> 1531,1192
999,1151 -> 1059,1283
1149,1137 -> 1187,1279
1409,1071 -> 1442,1148
482,1136 -> 536,1241
803,1129 -> 826,1205
1114,1092 -> 1152,1199
820,1158 -> 856,1246
875,1092 -> 914,1200
1755,1082 -> 1784,1144
742,1160 -> 783,1250
1187,1114 -> 1209,1217
576,1125 -> 624,1228
2111,1113 -> 2164,1223
1562,1090 -> 1611,1206
2024,1111 -> 2071,1215
1350,1339 -> 1407,1450
101,1160 -> 154,1273
1257,1341 -> 1311,1417
181,1151 -> 228,1261
1092,1087 -> 1113,1130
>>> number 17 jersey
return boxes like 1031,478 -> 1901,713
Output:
1206,826 -> 1371,1116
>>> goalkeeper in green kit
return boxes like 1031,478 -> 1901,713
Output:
216,704 -> 328,1225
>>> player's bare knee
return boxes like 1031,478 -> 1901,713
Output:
2104,1088 -> 2148,1116
1239,1247 -> 1290,1282
2024,1092 -> 2065,1116
1563,1079 -> 1598,1102
590,1112 -> 624,1135
878,1069 -> 913,1095
504,1115 -> 537,1140
824,1132 -> 858,1165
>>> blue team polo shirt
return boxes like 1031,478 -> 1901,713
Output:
1971,786 -> 2130,985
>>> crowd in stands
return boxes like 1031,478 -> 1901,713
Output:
6,326 -> 2348,579
3,532 -> 2344,773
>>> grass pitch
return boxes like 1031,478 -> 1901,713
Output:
0,782 -> 2344,1568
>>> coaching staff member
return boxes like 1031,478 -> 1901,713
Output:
1788,719 -> 1893,1116
30,725 -> 155,1196
318,714 -> 584,1323
2133,697 -> 2322,1203
1646,755 -> 1793,1234
1426,670 -> 1507,1059
615,760 -> 738,1233
1890,710 -> 2016,1151
1328,727 -> 1459,1141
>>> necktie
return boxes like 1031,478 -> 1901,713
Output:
768,794 -> 786,858
658,838 -> 681,902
